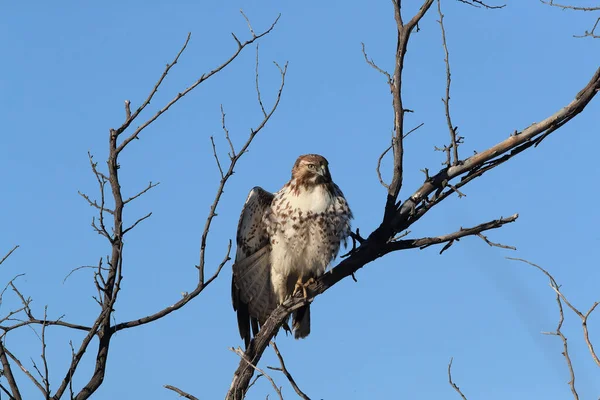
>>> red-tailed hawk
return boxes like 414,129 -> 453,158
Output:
231,154 -> 352,347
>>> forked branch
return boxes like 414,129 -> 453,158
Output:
509,258 -> 600,373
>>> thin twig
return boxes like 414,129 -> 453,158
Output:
230,347 -> 283,400
123,181 -> 160,205
476,233 -> 516,250
255,44 -> 267,118
0,246 -> 19,266
115,15 -> 281,153
574,16 -> 600,39
211,136 -> 225,179
269,342 -> 311,400
164,385 -> 199,400
448,358 -> 468,400
509,258 -> 600,368
377,123 -> 425,189
540,0 -> 600,11
507,258 -> 589,399
4,347 -> 47,396
63,265 -> 109,285
404,122 -> 425,139
122,212 -> 153,235
438,0 -> 460,166
457,0 -> 505,8
221,105 -> 236,159
376,144 -> 392,189
40,306 -> 51,397
361,42 -> 392,83
197,61 -> 287,285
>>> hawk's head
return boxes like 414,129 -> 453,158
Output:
291,154 -> 332,186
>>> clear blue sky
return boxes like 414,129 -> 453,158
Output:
1,1 -> 599,399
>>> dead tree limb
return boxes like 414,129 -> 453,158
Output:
225,0 -> 600,394
0,342 -> 22,400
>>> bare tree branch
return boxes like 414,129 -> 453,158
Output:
575,16 -> 600,38
476,233 -> 516,250
387,214 -> 518,253
540,0 -> 600,11
384,0 -> 435,224
0,342 -> 22,400
438,0 -> 460,166
230,347 -> 282,400
4,346 -> 46,397
457,0 -> 505,8
541,0 -> 600,38
112,240 -> 232,332
164,385 -> 199,400
0,383 -> 17,400
268,342 -> 310,400
507,258 -> 581,399
361,42 -> 392,83
110,49 -> 287,337
0,246 -> 19,266
197,61 -> 287,285
123,182 -> 160,205
122,212 -> 153,235
509,258 -> 600,370
115,13 -> 281,153
40,307 -> 51,397
391,66 -> 600,234
448,358 -> 468,400
255,45 -> 268,118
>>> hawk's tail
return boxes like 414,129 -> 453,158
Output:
292,304 -> 311,339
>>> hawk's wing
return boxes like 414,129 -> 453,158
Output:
231,186 -> 275,348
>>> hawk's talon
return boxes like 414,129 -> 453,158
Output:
294,277 -> 316,299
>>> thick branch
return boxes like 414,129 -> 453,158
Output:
0,342 -> 22,400
385,0 -> 435,218
388,66 -> 600,236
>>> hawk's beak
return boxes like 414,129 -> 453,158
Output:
319,165 -> 331,181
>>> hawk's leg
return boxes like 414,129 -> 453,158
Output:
294,277 -> 316,299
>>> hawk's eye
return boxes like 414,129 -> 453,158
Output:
307,164 -> 316,170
